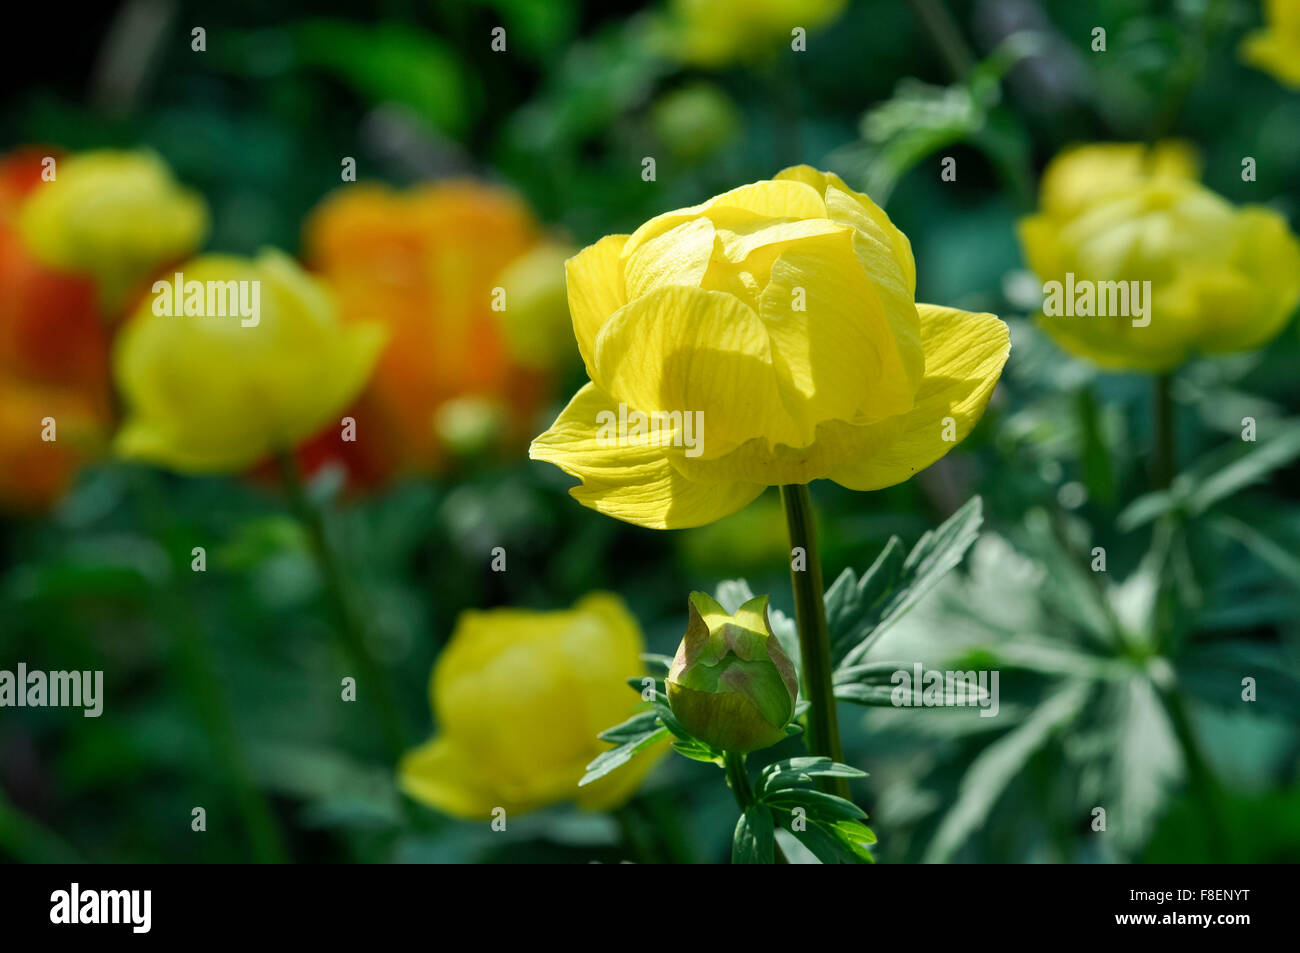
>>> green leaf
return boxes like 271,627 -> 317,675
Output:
833,660 -> 909,707
732,805 -> 775,864
786,820 -> 858,864
759,757 -> 868,796
923,680 -> 1092,862
764,789 -> 868,823
671,739 -> 724,765
829,497 -> 984,669
596,710 -> 661,744
826,819 -> 878,862
1187,421 -> 1300,514
579,726 -> 669,787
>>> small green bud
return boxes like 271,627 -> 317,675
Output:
666,591 -> 799,753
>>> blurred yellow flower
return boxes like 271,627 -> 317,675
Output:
668,0 -> 847,66
1241,0 -> 1300,88
493,241 -> 579,371
18,150 -> 207,311
399,594 -> 666,819
1019,143 -> 1300,372
531,166 -> 1009,529
113,250 -> 385,473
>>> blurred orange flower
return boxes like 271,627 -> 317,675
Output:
297,181 -> 566,485
0,148 -> 112,512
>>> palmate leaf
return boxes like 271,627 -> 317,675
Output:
732,805 -> 775,864
1120,419 -> 1300,530
828,496 -> 984,669
922,680 -> 1092,863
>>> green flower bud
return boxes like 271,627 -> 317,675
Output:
666,591 -> 799,753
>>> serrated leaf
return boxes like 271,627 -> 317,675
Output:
596,710 -> 662,744
832,497 -> 984,668
579,726 -> 669,787
732,805 -> 775,864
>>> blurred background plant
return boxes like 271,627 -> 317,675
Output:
1,0 -> 1297,863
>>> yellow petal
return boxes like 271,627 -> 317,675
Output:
566,234 -> 629,378
529,383 -> 765,529
623,217 -> 716,300
398,736 -> 509,820
826,304 -> 1009,490
759,227 -> 920,434
621,179 -> 827,260
113,251 -> 387,472
591,285 -> 799,455
668,304 -> 1008,489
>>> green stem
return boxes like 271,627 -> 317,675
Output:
779,484 -> 848,799
275,451 -> 407,764
724,750 -> 755,807
132,469 -> 288,863
907,0 -> 976,81
1152,373 -> 1176,491
724,751 -> 788,864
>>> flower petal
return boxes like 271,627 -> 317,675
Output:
759,227 -> 920,434
591,285 -> 799,455
826,303 -> 1009,490
529,382 -> 764,529
566,234 -> 629,377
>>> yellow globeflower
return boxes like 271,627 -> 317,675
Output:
399,594 -> 666,818
668,0 -> 847,67
530,166 -> 1009,529
18,150 -> 207,310
1241,0 -> 1300,88
113,250 -> 386,472
1019,143 -> 1300,372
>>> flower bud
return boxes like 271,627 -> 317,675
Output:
666,591 -> 798,753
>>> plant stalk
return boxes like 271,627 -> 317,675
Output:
275,451 -> 407,763
1151,373 -> 1178,491
780,484 -> 849,799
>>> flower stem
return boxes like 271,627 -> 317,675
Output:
275,451 -> 407,764
779,484 -> 849,799
1152,373 -> 1177,491
724,750 -> 788,864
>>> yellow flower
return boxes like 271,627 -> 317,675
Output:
493,241 -> 579,371
399,594 -> 666,819
18,150 -> 207,311
1019,143 -> 1300,372
113,250 -> 385,473
1241,0 -> 1300,88
530,166 -> 1009,530
668,0 -> 847,67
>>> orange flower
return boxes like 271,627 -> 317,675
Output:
0,148 -> 113,512
297,181 -> 557,485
